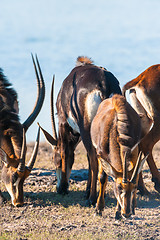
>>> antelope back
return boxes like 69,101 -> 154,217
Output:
122,64 -> 160,116
112,94 -> 141,165
91,95 -> 141,173
91,94 -> 145,218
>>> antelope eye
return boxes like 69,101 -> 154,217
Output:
118,185 -> 122,191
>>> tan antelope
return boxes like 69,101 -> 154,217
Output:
39,56 -> 121,205
91,94 -> 148,219
0,55 -> 45,206
122,64 -> 160,194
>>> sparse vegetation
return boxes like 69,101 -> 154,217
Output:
0,142 -> 160,239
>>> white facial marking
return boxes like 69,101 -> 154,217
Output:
117,194 -> 123,209
14,177 -> 21,187
67,111 -> 80,133
56,169 -> 62,188
6,184 -> 16,204
85,90 -> 102,122
122,190 -> 127,211
56,167 -> 71,188
15,178 -> 21,202
121,191 -> 125,199
6,177 -> 20,205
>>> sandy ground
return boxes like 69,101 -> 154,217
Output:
0,142 -> 160,240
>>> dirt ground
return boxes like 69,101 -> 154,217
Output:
0,141 -> 160,240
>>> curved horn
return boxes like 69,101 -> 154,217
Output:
17,128 -> 26,173
23,54 -> 45,131
122,152 -> 128,183
51,75 -> 57,140
26,126 -> 40,171
130,151 -> 142,184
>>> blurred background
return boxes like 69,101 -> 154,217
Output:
1,0 -> 160,141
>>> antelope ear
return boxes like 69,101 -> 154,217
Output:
98,157 -> 116,180
38,123 -> 57,146
4,128 -> 16,136
0,148 -> 8,167
138,153 -> 149,174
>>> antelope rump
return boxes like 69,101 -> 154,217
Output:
39,56 -> 122,205
91,94 -> 148,219
122,64 -> 160,194
0,55 -> 45,206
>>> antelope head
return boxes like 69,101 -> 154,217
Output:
0,55 -> 45,206
1,127 -> 40,206
38,76 -> 64,192
108,151 -> 148,219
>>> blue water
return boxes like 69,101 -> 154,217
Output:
1,0 -> 160,141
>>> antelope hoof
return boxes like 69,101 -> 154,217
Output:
85,199 -> 92,207
15,203 -> 23,207
0,194 -> 7,205
152,177 -> 160,193
85,198 -> 96,207
132,209 -> 135,215
95,208 -> 102,216
122,213 -> 131,219
115,211 -> 122,220
56,183 -> 69,195
57,188 -> 69,195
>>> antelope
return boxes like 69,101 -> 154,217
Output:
122,64 -> 160,194
39,56 -> 121,205
91,94 -> 148,219
0,55 -> 45,206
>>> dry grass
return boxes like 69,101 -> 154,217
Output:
0,142 -> 160,240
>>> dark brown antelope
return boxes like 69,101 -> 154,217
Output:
91,94 -> 148,219
39,56 -> 121,205
122,64 -> 160,194
0,55 -> 45,206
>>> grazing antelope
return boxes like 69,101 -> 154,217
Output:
39,56 -> 121,205
91,94 -> 148,219
0,55 -> 45,206
122,64 -> 160,194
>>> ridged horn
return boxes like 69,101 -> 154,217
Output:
130,151 -> 143,184
23,54 -> 45,132
17,128 -> 26,173
122,152 -> 128,183
26,126 -> 40,171
51,75 -> 57,141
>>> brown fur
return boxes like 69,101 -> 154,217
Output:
0,56 -> 44,206
122,64 -> 160,194
76,56 -> 93,66
91,94 -> 142,219
40,57 -> 122,206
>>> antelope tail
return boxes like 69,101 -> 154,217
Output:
76,56 -> 93,66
